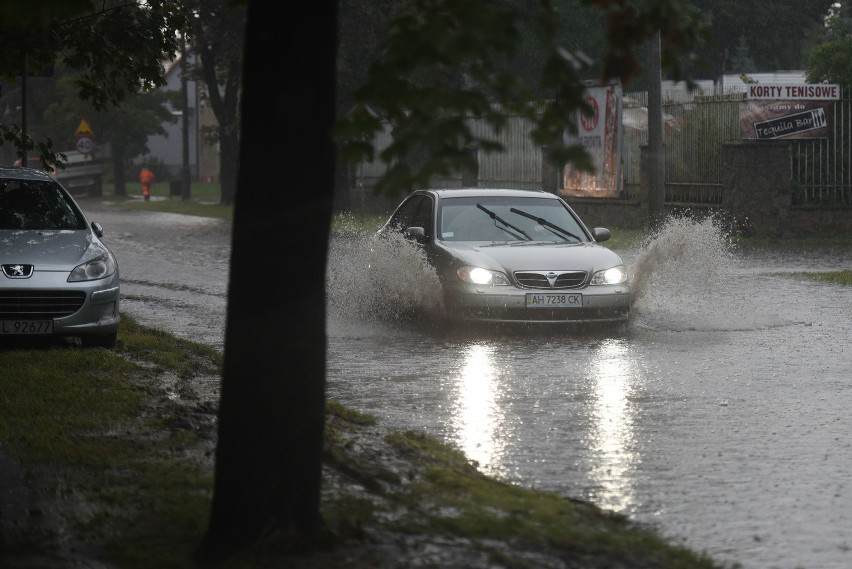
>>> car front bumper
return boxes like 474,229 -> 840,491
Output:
0,271 -> 120,337
443,284 -> 631,324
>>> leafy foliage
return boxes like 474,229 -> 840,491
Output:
806,37 -> 852,87
0,0 -> 188,168
691,0 -> 835,77
335,0 -> 711,197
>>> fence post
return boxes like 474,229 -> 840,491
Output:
541,146 -> 561,194
461,146 -> 479,188
646,30 -> 665,227
638,145 -> 653,225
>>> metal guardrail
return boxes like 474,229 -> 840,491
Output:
54,152 -> 104,196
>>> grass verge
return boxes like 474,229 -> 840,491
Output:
785,269 -> 852,286
98,181 -> 233,220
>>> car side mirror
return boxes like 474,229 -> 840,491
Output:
91,221 -> 104,238
592,227 -> 611,243
403,226 -> 428,243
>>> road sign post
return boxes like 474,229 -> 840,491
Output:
74,120 -> 95,155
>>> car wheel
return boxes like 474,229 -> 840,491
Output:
81,331 -> 117,349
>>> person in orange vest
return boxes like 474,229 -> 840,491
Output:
139,166 -> 155,201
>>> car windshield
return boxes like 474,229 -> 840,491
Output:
438,196 -> 588,243
0,179 -> 87,230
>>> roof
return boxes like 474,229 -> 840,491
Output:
0,167 -> 56,181
719,71 -> 807,93
427,188 -> 555,199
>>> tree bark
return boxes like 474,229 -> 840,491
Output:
199,0 -> 336,559
193,0 -> 245,206
111,141 -> 127,197
218,123 -> 239,205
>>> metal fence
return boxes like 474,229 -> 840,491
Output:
623,91 -> 743,205
356,116 -> 544,191
355,90 -> 852,209
624,88 -> 852,208
791,95 -> 852,206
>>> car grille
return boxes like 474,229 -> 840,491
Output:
513,271 -> 587,289
0,290 -> 86,319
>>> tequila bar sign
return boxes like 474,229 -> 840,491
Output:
741,83 -> 838,140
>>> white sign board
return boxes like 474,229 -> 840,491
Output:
75,136 -> 94,154
747,84 -> 840,101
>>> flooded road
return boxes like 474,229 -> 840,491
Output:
84,199 -> 852,569
85,201 -> 231,351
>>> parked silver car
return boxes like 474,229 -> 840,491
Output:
0,168 -> 119,347
378,188 -> 631,324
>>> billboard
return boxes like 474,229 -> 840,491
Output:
741,83 -> 839,140
563,83 -> 622,196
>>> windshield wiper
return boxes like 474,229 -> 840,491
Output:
509,208 -> 582,242
476,204 -> 531,241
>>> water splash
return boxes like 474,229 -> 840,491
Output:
326,218 -> 444,323
626,214 -> 761,331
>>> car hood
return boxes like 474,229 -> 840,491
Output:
0,229 -> 101,270
438,240 -> 625,273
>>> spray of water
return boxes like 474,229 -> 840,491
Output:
627,213 -> 747,330
326,215 -> 444,324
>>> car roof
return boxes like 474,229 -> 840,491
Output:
426,188 -> 558,199
0,167 -> 56,181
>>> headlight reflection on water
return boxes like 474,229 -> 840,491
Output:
449,343 -> 507,475
446,338 -> 640,512
589,339 -> 639,513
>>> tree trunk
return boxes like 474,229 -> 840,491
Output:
218,124 -> 239,205
112,141 -> 127,197
333,147 -> 353,212
193,0 -> 244,207
199,0 -> 336,559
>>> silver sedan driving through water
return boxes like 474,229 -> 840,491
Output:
377,188 -> 631,324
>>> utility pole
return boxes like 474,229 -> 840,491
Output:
647,30 -> 665,227
20,56 -> 28,167
180,38 -> 192,200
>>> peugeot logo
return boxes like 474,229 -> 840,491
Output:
2,264 -> 34,278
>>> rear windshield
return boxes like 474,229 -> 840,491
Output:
0,179 -> 87,230
438,196 -> 589,243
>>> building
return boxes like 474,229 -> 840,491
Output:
142,52 -> 220,183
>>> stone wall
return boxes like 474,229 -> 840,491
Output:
721,141 -> 792,237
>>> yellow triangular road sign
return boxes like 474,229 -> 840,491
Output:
75,119 -> 94,136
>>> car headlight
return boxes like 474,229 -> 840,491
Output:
457,266 -> 510,286
590,265 -> 628,286
68,253 -> 116,282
